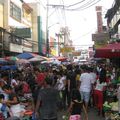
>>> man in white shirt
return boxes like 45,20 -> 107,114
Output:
80,66 -> 94,111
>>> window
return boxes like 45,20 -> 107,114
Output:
23,8 -> 32,22
10,2 -> 21,21
0,4 -> 3,27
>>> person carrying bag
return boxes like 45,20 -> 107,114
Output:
68,86 -> 88,120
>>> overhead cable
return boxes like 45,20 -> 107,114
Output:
74,27 -> 96,41
61,0 -> 67,25
65,0 -> 102,11
79,0 -> 102,11
66,0 -> 87,8
48,8 -> 57,17
68,0 -> 96,10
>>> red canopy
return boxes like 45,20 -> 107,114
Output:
95,43 -> 120,58
55,56 -> 67,62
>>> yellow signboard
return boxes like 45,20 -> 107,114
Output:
60,47 -> 74,53
50,48 -> 57,56
92,33 -> 110,48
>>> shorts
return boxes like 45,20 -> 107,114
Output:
80,91 -> 90,103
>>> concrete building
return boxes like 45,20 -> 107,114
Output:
96,6 -> 103,33
105,0 -> 120,42
0,0 -> 40,57
58,26 -> 73,57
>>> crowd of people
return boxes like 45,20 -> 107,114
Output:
0,62 -> 120,120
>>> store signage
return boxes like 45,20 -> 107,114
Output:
14,28 -> 31,38
23,40 -> 32,52
92,33 -> 110,48
10,43 -> 22,53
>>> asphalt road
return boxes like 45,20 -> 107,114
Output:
58,108 -> 105,120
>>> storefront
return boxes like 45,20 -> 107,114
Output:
95,42 -> 120,58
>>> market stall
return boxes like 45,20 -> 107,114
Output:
103,81 -> 120,120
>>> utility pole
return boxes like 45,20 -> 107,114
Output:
46,3 -> 65,57
46,0 -> 49,57
0,28 -> 5,57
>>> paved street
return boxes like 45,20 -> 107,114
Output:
58,108 -> 105,120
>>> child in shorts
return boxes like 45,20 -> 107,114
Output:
68,86 -> 88,120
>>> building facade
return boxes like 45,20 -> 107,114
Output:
0,0 -> 40,57
105,0 -> 120,42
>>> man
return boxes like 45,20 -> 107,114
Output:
34,68 -> 45,88
79,66 -> 94,111
67,64 -> 76,106
35,76 -> 60,120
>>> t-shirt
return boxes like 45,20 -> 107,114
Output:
23,83 -> 30,93
95,80 -> 107,91
71,89 -> 82,115
9,93 -> 19,104
67,71 -> 76,90
11,79 -> 18,88
71,101 -> 82,115
37,87 -> 60,119
90,72 -> 97,84
76,74 -> 80,81
80,72 -> 93,92
56,76 -> 66,91
36,73 -> 45,86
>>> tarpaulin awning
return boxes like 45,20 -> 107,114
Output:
0,65 -> 17,70
55,56 -> 67,62
5,56 -> 18,61
0,58 -> 7,65
95,43 -> 120,58
16,53 -> 37,59
28,56 -> 48,62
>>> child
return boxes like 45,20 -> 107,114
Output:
0,94 -> 10,119
68,87 -> 88,120
2,85 -> 25,117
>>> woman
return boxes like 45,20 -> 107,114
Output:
94,77 -> 107,116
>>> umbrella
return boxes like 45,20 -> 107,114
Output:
5,56 -> 18,61
16,53 -> 37,59
0,58 -> 7,64
56,56 -> 67,62
0,65 -> 17,70
28,55 -> 47,62
16,59 -> 29,64
0,66 -> 10,70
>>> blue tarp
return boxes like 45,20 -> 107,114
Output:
0,65 -> 17,70
0,59 -> 7,64
16,53 -> 34,59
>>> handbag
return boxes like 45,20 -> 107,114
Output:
69,115 -> 81,120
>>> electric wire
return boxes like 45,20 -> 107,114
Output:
37,0 -> 46,9
79,0 -> 102,11
48,8 -> 57,17
55,8 -> 63,25
61,0 -> 67,26
66,0 -> 87,8
73,27 -> 96,41
66,0 -> 96,10
65,0 -> 102,11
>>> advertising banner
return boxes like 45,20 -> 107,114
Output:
92,33 -> 110,48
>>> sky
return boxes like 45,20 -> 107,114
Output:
25,0 -> 114,49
